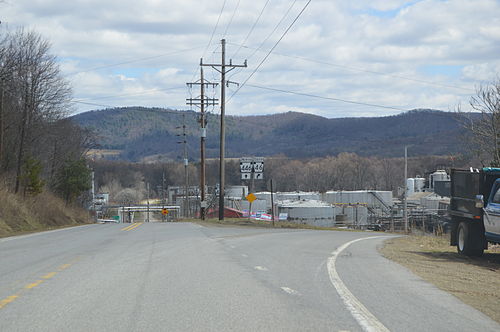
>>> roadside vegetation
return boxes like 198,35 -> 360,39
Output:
0,29 -> 94,236
380,235 -> 500,323
0,184 -> 91,237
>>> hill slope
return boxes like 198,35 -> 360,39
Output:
72,107 -> 467,161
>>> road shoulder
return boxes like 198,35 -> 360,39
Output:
379,235 -> 500,323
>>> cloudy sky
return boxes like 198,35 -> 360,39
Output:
2,0 -> 500,118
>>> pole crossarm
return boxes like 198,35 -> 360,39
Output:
197,39 -> 247,220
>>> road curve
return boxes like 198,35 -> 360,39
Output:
0,222 -> 498,331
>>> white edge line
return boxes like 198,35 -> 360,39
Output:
0,224 -> 98,243
254,265 -> 268,271
327,236 -> 391,332
280,286 -> 300,295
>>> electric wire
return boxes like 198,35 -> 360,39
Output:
64,46 -> 204,77
232,0 -> 271,58
245,83 -> 409,111
228,0 -> 312,102
73,86 -> 185,102
222,0 -> 241,38
244,0 -> 298,63
201,0 -> 227,60
229,42 -> 473,92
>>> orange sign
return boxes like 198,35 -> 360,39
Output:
162,208 -> 169,215
246,193 -> 257,203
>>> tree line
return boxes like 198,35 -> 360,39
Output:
91,153 -> 468,204
0,29 -> 93,203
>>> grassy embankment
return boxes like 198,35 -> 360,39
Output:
0,186 -> 92,238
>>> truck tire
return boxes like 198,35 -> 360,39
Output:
457,222 -> 484,256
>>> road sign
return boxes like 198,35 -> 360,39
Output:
241,173 -> 251,180
240,157 -> 264,180
240,157 -> 253,173
246,193 -> 257,203
162,208 -> 169,215
253,157 -> 264,173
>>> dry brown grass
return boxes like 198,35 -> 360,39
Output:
0,186 -> 92,238
380,235 -> 500,323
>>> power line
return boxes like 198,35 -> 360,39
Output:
64,46 -> 204,77
244,0 -> 299,63
73,86 -> 184,102
229,0 -> 312,102
232,0 -> 271,58
245,83 -> 409,111
229,42 -> 473,92
223,0 -> 241,38
201,0 -> 227,59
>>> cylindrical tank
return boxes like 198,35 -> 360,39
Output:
415,177 -> 425,192
225,186 -> 248,198
430,170 -> 449,189
278,200 -> 335,227
406,178 -> 415,197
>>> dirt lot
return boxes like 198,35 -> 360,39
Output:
380,235 -> 500,323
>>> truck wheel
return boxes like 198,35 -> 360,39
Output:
457,222 -> 484,257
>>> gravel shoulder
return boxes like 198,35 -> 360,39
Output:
380,235 -> 500,323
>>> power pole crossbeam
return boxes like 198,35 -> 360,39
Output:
201,39 -> 247,220
186,70 -> 218,220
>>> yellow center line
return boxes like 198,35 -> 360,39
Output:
0,295 -> 19,309
1,259 -> 76,310
58,263 -> 71,271
25,280 -> 44,289
42,272 -> 57,279
121,223 -> 137,231
122,222 -> 143,231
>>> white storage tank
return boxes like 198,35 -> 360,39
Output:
239,199 -> 268,213
226,186 -> 248,199
414,177 -> 425,192
429,170 -> 449,189
277,191 -> 320,201
335,205 -> 368,226
254,192 -> 273,208
406,178 -> 415,197
323,191 -> 393,209
278,200 -> 335,227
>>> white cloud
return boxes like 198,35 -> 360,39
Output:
1,0 -> 499,118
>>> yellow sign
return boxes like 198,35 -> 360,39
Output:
162,208 -> 169,215
246,193 -> 257,203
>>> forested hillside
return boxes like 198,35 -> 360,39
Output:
72,107 -> 467,161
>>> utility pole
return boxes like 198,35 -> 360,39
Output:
270,179 -> 275,228
177,114 -> 189,218
147,182 -> 150,222
161,172 -> 166,222
404,146 -> 408,233
187,68 -> 218,220
201,39 -> 247,220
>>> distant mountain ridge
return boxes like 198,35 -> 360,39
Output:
71,107 -> 467,161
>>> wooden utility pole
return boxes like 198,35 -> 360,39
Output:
177,114 -> 189,218
270,179 -> 275,228
201,39 -> 247,220
186,68 -> 218,220
162,171 -> 166,222
404,146 -> 408,233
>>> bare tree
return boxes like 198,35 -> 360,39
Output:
459,80 -> 500,166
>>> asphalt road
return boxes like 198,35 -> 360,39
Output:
0,222 -> 498,332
